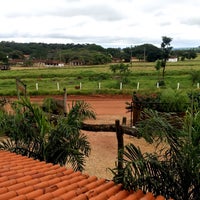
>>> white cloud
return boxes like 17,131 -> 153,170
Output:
0,0 -> 200,48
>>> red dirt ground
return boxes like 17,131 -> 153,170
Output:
8,94 -> 156,180
55,94 -> 154,180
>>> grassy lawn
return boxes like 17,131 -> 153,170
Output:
0,56 -> 200,96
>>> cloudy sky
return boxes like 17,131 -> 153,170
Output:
0,0 -> 200,48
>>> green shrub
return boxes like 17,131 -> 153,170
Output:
159,89 -> 189,112
42,98 -> 61,114
88,73 -> 109,81
112,108 -> 200,200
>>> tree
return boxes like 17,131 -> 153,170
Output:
0,52 -> 9,64
161,36 -> 173,80
110,63 -> 130,74
190,70 -> 200,86
0,98 -> 96,171
110,63 -> 130,83
133,44 -> 162,62
155,59 -> 162,84
106,48 -> 122,59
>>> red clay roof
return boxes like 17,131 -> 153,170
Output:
0,151 -> 166,200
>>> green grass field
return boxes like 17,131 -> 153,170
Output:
1,55 -> 200,96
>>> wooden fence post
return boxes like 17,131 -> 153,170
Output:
177,82 -> 180,90
137,82 -> 140,90
63,88 -> 67,117
57,82 -> 60,91
115,120 -> 124,175
36,83 -> 38,91
120,82 -> 123,90
122,117 -> 126,125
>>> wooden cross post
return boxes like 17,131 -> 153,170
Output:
115,119 -> 124,176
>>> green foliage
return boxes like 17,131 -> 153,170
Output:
131,90 -> 189,113
110,63 -> 130,84
62,49 -> 111,65
88,73 -> 110,81
106,48 -> 122,59
122,44 -> 162,62
112,108 -> 200,199
23,59 -> 33,67
0,41 -> 198,66
188,91 -> 200,108
174,49 -> 197,61
131,92 -> 160,110
42,97 -> 62,115
133,44 -> 162,62
159,89 -> 189,112
190,70 -> 200,85
0,97 -> 95,171
45,116 -> 91,171
154,59 -> 161,71
0,58 -> 200,96
160,36 -> 173,79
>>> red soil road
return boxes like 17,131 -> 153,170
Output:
29,94 -> 132,117
57,94 -> 152,180
10,94 -> 155,180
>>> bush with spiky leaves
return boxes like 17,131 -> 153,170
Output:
0,97 -> 96,171
112,108 -> 200,200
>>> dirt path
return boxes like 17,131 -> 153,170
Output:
63,95 -> 154,180
8,94 -> 155,180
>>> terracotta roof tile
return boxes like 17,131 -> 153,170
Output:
23,177 -> 41,186
25,189 -> 44,199
16,185 -> 35,195
0,190 -> 18,200
108,190 -> 131,200
155,196 -> 166,200
140,192 -> 155,200
0,150 -> 168,200
124,189 -> 145,199
59,190 -> 77,199
35,192 -> 54,200
9,195 -> 27,200
0,187 -> 9,194
7,182 -> 26,191
72,194 -> 89,200
0,177 -> 9,183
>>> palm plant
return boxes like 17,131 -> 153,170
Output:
0,98 -> 95,171
45,100 -> 95,171
112,108 -> 200,200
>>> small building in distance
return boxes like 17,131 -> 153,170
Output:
167,56 -> 178,62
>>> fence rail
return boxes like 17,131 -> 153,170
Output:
33,81 -> 200,92
81,118 -> 138,175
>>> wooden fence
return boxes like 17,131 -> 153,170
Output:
54,89 -> 138,175
33,81 -> 200,92
81,117 -> 138,174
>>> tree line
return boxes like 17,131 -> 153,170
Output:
0,40 -> 198,66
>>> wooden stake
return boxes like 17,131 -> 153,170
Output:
115,120 -> 124,175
